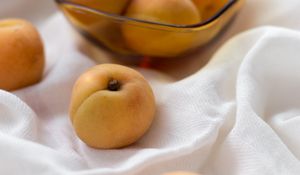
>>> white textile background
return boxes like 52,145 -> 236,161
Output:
0,0 -> 300,175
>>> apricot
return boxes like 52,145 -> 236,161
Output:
62,0 -> 131,55
71,0 -> 129,14
122,0 -> 201,57
0,19 -> 44,91
66,0 -> 130,26
193,0 -> 229,20
69,64 -> 155,149
192,0 -> 213,15
210,0 -> 229,16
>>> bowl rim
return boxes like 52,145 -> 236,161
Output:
55,0 -> 239,29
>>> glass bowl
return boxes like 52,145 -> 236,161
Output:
55,0 -> 244,58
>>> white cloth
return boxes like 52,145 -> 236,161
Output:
0,0 -> 300,174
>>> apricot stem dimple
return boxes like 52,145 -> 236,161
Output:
108,79 -> 120,91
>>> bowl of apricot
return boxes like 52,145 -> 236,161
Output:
55,0 -> 244,58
